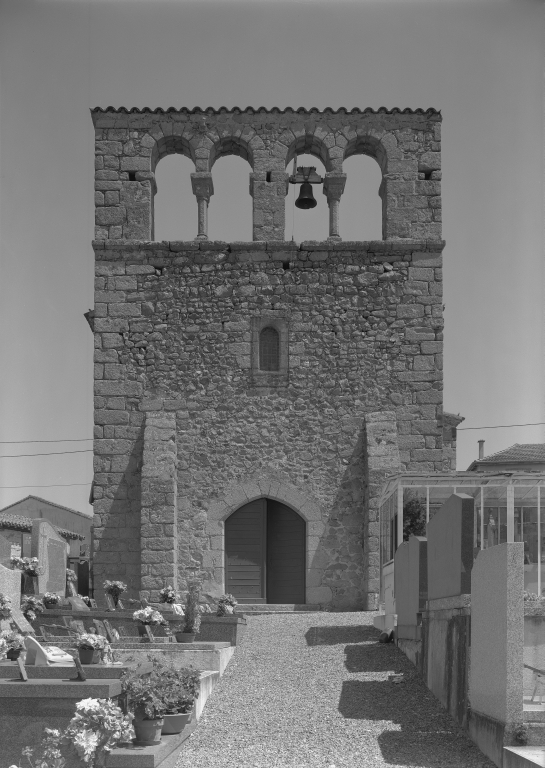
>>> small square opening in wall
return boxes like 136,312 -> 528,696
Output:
250,316 -> 289,389
128,172 -> 137,181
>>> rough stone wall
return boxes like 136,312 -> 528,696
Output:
91,106 -> 442,242
92,238 -> 446,609
140,412 -> 178,599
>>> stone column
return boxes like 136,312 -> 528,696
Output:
191,173 -> 214,241
323,172 -> 346,241
363,411 -> 401,610
250,171 -> 290,241
140,411 -> 178,602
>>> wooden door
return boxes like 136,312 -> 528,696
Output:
266,500 -> 306,604
225,499 -> 266,603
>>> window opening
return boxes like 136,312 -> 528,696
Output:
128,172 -> 137,181
341,155 -> 383,241
259,327 -> 280,371
208,155 -> 252,241
154,154 -> 195,241
266,172 -> 272,183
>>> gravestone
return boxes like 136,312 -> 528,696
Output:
92,619 -> 108,638
0,563 -> 33,634
0,532 -> 13,568
67,596 -> 90,611
31,519 -> 67,597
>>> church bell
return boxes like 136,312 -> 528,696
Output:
295,181 -> 317,210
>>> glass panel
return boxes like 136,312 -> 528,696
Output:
482,485 -> 508,549
540,488 -> 545,597
428,486 -> 457,521
402,487 -> 427,542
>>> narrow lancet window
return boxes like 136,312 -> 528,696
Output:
259,327 -> 280,371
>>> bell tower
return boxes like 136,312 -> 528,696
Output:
90,106 -> 445,610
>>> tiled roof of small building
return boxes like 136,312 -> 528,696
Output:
91,106 -> 441,116
477,444 -> 545,464
0,513 -> 85,540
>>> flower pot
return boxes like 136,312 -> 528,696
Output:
78,647 -> 101,664
161,711 -> 192,735
44,603 -> 58,610
133,718 -> 164,746
175,632 -> 196,643
6,648 -> 21,661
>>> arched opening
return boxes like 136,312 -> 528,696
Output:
208,155 -> 252,241
341,154 -> 384,241
225,498 -> 306,604
286,153 -> 329,242
154,154 -> 196,241
259,326 -> 279,371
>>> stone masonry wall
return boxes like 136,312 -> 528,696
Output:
91,106 -> 442,242
92,238 -> 446,610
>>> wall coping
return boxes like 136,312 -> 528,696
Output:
93,239 -> 446,254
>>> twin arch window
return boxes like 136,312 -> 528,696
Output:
259,327 -> 280,371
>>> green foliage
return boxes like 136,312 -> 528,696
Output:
121,659 -> 200,718
216,594 -> 238,617
513,723 -> 529,745
181,583 -> 201,634
403,494 -> 427,542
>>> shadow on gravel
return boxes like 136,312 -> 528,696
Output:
344,644 -> 404,672
338,680 -> 488,767
305,625 -> 380,646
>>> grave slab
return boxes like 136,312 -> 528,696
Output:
31,519 -> 67,596
0,563 -> 33,634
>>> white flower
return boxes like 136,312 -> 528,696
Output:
76,698 -> 103,715
72,729 -> 99,763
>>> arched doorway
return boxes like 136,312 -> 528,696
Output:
225,498 -> 306,604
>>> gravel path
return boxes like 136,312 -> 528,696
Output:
175,612 -> 494,768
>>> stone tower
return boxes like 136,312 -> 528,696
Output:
90,106 -> 445,610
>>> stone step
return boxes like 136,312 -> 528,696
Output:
238,604 -> 323,613
504,747 -> 545,768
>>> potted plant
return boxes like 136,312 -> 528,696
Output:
43,592 -> 61,609
0,629 -> 25,660
0,636 -> 8,662
132,606 -> 166,639
158,585 -> 177,605
13,697 -> 134,768
76,632 -> 110,664
159,666 -> 201,734
20,595 -> 44,623
216,593 -> 238,616
121,672 -> 168,745
0,593 -> 13,621
174,583 -> 201,643
103,580 -> 128,607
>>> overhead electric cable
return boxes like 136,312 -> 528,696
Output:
0,482 -> 91,489
457,422 -> 545,431
0,449 -> 93,459
0,438 -> 92,444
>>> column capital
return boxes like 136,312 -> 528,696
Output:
323,172 -> 347,202
191,172 -> 214,201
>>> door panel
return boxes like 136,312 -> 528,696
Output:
266,500 -> 306,604
225,499 -> 266,601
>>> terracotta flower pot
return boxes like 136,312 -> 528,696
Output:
161,711 -> 192,735
78,647 -> 100,664
133,718 -> 164,745
175,632 -> 196,643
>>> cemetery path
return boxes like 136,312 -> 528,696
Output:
174,612 -> 493,768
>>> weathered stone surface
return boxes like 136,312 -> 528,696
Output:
91,107 -> 448,611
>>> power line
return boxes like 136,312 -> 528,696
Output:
0,482 -> 91,489
0,439 -> 92,444
458,421 -> 545,431
0,449 -> 93,459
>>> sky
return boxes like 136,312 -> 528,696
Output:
0,0 -> 543,517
